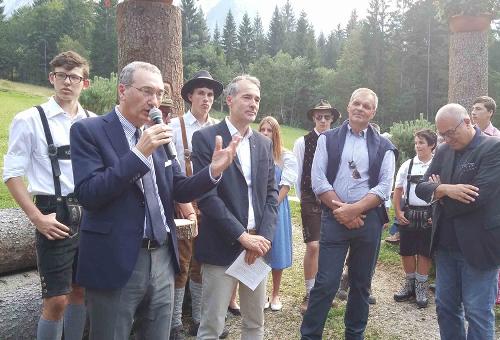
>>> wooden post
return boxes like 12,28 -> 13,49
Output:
448,16 -> 490,110
117,0 -> 184,116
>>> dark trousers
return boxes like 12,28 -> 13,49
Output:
300,209 -> 383,340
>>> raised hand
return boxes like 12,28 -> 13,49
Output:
210,135 -> 241,178
136,124 -> 173,157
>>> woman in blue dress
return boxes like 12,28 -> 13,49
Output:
259,116 -> 298,311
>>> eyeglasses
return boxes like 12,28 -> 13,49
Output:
129,85 -> 165,100
438,120 -> 463,139
314,114 -> 333,121
52,72 -> 84,84
348,160 -> 361,179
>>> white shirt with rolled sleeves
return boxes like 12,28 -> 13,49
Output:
311,126 -> 395,204
3,96 -> 94,195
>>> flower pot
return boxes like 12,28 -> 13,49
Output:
449,14 -> 492,33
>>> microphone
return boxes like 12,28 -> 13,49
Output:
149,107 -> 177,160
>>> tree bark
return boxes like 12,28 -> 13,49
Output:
448,30 -> 489,111
0,270 -> 41,339
0,208 -> 36,275
117,1 -> 184,116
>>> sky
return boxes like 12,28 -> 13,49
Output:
173,0 -> 370,35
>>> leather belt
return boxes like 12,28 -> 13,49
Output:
141,238 -> 161,250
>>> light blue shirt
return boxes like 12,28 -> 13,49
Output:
311,126 -> 395,203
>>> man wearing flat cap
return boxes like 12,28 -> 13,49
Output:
169,70 -> 228,339
292,99 -> 340,314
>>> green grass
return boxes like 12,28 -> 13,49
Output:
0,82 -> 51,208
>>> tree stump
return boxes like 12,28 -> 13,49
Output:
0,270 -> 41,339
117,1 -> 184,116
448,30 -> 489,110
0,208 -> 36,275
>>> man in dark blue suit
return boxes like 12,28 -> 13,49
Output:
70,61 -> 239,340
191,75 -> 278,339
416,103 -> 500,340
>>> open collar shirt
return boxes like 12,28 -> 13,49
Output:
3,96 -> 92,195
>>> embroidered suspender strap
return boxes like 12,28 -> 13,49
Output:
35,106 -> 62,198
178,115 -> 193,177
405,157 -> 414,207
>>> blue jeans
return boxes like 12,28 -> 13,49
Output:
435,249 -> 498,340
300,209 -> 383,340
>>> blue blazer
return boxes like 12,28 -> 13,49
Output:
191,120 -> 279,266
70,110 -> 216,290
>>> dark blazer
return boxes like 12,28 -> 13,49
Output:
415,131 -> 500,270
191,119 -> 279,266
70,110 -> 217,290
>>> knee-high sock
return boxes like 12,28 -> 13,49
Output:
63,303 -> 86,340
37,317 -> 63,340
189,279 -> 203,324
172,288 -> 185,328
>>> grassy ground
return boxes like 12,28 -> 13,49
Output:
0,81 -> 52,208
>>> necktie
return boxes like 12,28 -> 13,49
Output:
135,129 -> 168,244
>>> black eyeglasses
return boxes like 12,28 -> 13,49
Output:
52,72 -> 84,84
348,160 -> 361,179
314,114 -> 333,121
438,120 -> 463,139
129,85 -> 165,100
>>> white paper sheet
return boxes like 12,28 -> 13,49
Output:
225,250 -> 271,291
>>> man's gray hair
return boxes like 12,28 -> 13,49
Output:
225,74 -> 260,97
436,103 -> 469,122
119,61 -> 162,86
349,88 -> 378,110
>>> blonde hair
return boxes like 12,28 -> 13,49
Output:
258,116 -> 283,162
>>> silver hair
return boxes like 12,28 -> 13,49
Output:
435,103 -> 469,123
349,88 -> 378,110
119,61 -> 162,86
225,74 -> 260,97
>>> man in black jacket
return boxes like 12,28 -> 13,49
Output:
415,103 -> 500,340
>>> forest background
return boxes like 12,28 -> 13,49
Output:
1,0 -> 500,131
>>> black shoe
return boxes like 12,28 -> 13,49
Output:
368,294 -> 376,305
188,322 -> 199,337
228,306 -> 241,316
219,326 -> 230,339
169,325 -> 185,340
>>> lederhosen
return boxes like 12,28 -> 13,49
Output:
33,105 -> 88,297
300,130 -> 323,243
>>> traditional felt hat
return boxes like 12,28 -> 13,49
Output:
181,70 -> 224,103
307,99 -> 341,122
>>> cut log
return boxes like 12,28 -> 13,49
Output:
0,208 -> 36,275
117,1 -> 184,116
0,270 -> 41,339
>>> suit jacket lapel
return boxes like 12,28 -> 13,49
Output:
104,110 -> 130,157
218,120 -> 244,177
441,148 -> 455,184
249,132 -> 258,193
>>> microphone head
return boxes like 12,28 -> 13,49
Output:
149,107 -> 163,124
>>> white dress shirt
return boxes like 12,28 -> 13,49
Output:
3,97 -> 94,195
225,117 -> 256,230
170,110 -> 219,175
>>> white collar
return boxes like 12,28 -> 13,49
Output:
45,96 -> 86,119
225,117 -> 253,138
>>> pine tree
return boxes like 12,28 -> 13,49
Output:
222,9 -> 237,64
293,11 -> 317,64
237,12 -> 254,69
90,0 -> 118,77
267,6 -> 284,56
346,9 -> 359,37
181,0 -> 209,48
212,22 -> 221,47
281,0 -> 296,54
253,14 -> 267,58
